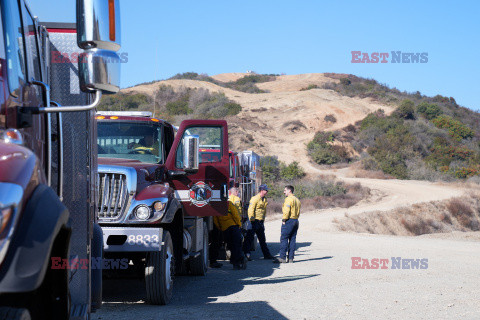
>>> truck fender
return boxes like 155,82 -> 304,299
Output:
162,196 -> 181,224
0,184 -> 70,293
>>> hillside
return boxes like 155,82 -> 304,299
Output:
119,73 -> 394,171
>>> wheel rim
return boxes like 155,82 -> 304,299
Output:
165,245 -> 173,290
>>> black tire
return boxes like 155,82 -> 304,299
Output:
189,222 -> 209,276
0,308 -> 31,320
145,230 -> 175,305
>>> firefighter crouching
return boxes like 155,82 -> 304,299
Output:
214,196 -> 247,270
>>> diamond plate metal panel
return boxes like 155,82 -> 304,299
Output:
47,29 -> 95,310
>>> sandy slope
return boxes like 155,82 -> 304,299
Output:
122,73 -> 394,166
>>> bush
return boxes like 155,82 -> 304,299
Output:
165,96 -> 191,115
416,102 -> 443,120
309,145 -> 342,165
233,74 -> 275,85
307,131 -> 351,165
394,99 -> 415,120
280,161 -> 306,181
432,115 -> 475,141
98,93 -> 151,111
340,78 -> 351,85
260,156 -> 281,183
324,114 -> 337,123
300,84 -> 320,91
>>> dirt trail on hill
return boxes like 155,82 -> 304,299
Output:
301,164 -> 467,232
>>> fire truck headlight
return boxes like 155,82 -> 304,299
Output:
153,201 -> 166,213
134,205 -> 151,220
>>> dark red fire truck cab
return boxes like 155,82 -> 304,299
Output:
96,111 -> 230,305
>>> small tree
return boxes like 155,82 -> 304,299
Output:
394,99 -> 415,120
260,156 -> 281,183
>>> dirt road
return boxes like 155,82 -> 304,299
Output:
94,213 -> 480,320
93,166 -> 479,320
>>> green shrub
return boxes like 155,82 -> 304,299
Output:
308,145 -> 341,165
310,131 -> 335,145
98,93 -> 151,111
340,78 -> 351,86
280,161 -> 306,181
300,84 -> 320,91
165,96 -> 191,115
426,142 -> 475,167
416,102 -> 443,120
432,115 -> 475,141
233,74 -> 275,85
307,131 -> 351,165
260,156 -> 281,183
394,100 -> 415,120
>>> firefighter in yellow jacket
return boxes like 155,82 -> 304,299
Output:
243,184 -> 275,260
275,185 -> 301,263
214,194 -> 247,269
229,187 -> 242,216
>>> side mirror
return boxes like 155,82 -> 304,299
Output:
183,135 -> 199,173
76,0 -> 121,94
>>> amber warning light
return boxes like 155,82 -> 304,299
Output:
109,0 -> 116,42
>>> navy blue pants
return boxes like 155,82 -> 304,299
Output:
243,220 -> 272,258
279,219 -> 299,260
223,225 -> 244,265
209,225 -> 222,263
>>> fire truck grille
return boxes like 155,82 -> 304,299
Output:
97,173 -> 128,219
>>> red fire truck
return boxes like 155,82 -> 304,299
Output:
0,0 -> 121,319
96,111 -> 230,305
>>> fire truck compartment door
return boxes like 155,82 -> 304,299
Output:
165,120 -> 229,217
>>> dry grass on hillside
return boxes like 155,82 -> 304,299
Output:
266,181 -> 371,221
334,193 -> 480,236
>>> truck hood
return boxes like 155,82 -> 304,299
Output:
98,157 -> 166,191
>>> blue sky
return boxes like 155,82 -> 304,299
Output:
29,0 -> 480,110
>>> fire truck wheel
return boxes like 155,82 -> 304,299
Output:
145,231 -> 174,305
189,221 -> 209,276
0,308 -> 31,320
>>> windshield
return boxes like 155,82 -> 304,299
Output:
97,121 -> 164,164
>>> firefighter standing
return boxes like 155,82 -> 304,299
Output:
275,185 -> 301,263
214,197 -> 247,269
243,184 -> 275,260
229,187 -> 242,215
